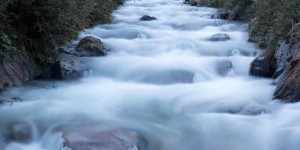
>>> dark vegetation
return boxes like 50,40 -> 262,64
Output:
0,0 -> 125,64
199,0 -> 300,50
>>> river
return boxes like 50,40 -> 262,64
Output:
2,0 -> 300,150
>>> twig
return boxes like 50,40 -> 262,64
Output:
0,97 -> 23,107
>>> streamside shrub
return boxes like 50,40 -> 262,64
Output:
249,0 -> 300,48
0,0 -> 124,63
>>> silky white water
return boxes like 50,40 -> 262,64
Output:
1,0 -> 300,150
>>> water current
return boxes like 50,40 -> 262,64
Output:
2,0 -> 299,150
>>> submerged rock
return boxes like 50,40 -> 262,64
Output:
215,60 -> 233,76
139,15 -> 157,21
63,126 -> 147,150
208,33 -> 230,41
138,70 -> 194,84
240,104 -> 267,116
274,49 -> 300,102
76,36 -> 109,56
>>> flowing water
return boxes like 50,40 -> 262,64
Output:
1,0 -> 300,150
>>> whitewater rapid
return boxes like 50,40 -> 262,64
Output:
2,0 -> 300,150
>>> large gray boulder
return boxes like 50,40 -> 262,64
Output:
52,53 -> 91,80
76,36 -> 109,57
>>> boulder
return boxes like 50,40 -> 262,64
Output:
62,126 -> 147,150
139,15 -> 157,21
76,36 -> 109,56
0,52 -> 42,91
208,33 -> 230,42
274,49 -> 300,102
215,60 -> 233,76
249,53 -> 276,77
52,53 -> 91,80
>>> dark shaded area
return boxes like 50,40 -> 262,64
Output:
139,15 -> 157,21
0,0 -> 125,64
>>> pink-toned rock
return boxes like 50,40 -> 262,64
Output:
76,36 -> 109,56
274,49 -> 300,102
62,126 -> 147,150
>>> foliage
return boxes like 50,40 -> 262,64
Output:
0,33 -> 18,62
198,0 -> 300,48
0,0 -> 123,63
249,0 -> 300,48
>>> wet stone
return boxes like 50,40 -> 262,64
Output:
209,33 -> 230,41
63,127 -> 147,150
215,60 -> 233,76
139,15 -> 157,21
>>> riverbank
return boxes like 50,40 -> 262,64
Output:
0,0 -> 125,91
186,0 -> 300,102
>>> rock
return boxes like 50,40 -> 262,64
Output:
138,70 -> 194,84
249,53 -> 276,77
208,33 -> 230,42
0,52 -> 42,90
62,126 -> 147,150
274,41 -> 293,76
272,69 -> 288,85
274,49 -> 300,102
215,60 -> 233,76
76,36 -> 109,56
139,15 -> 157,21
52,53 -> 91,80
188,0 -> 198,6
240,104 -> 267,116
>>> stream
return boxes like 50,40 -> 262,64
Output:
2,0 -> 300,150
